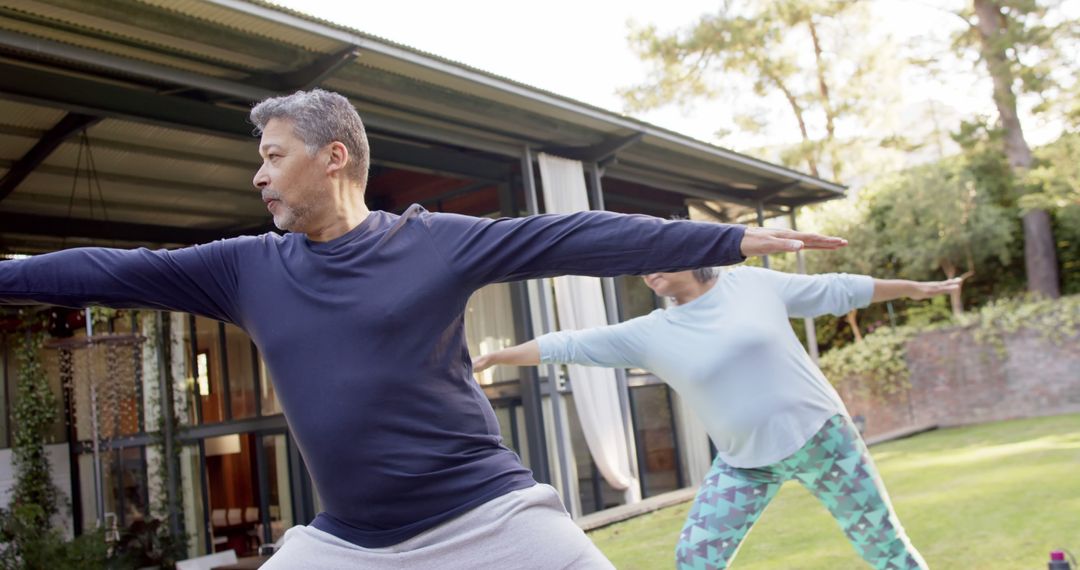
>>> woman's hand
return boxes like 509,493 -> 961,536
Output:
908,277 -> 964,300
472,353 -> 496,373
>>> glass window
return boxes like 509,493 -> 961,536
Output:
116,447 -> 149,527
564,394 -> 625,515
491,401 -> 527,460
76,446 -> 147,532
186,317 -> 273,421
52,336 -> 144,443
259,357 -> 280,416
630,384 -> 683,498
205,433 -> 260,556
465,283 -> 519,385
616,275 -> 659,320
179,444 -> 207,556
262,434 -> 292,545
190,316 -> 225,423
224,324 -> 256,420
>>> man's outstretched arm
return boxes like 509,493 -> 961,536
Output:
0,240 -> 245,324
423,210 -> 846,287
740,226 -> 846,256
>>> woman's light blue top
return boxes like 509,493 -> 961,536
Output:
539,267 -> 874,468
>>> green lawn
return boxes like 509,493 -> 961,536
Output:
588,413 -> 1080,569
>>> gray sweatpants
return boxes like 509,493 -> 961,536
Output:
261,484 -> 615,569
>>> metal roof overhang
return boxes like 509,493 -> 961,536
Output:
0,0 -> 845,253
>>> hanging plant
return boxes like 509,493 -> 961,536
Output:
7,311 -> 62,529
0,310 -> 110,568
143,313 -> 189,565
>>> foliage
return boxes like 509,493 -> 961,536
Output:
621,0 -> 901,181
1,314 -> 62,535
1022,132 -> 1080,212
818,325 -> 918,400
0,505 -> 108,570
949,0 -> 1080,121
145,313 -> 190,565
870,159 -> 1015,283
108,518 -> 181,569
1025,132 -> 1080,293
817,293 -> 1080,399
0,313 -> 108,568
802,156 -> 1016,317
961,293 -> 1080,356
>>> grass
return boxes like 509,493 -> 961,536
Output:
588,413 -> 1080,569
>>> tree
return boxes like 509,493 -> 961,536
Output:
872,160 -> 1014,315
621,0 -> 900,183
1027,133 -> 1080,293
953,0 -> 1079,297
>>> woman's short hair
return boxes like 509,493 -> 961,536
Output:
691,267 -> 717,284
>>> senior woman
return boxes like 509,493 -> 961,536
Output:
473,266 -> 956,570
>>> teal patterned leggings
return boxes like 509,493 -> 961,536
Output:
676,415 -> 927,570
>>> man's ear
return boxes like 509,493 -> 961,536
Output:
326,141 -> 350,176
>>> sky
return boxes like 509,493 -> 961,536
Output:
271,0 -> 1071,158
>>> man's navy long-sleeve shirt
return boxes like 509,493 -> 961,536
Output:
0,205 -> 746,547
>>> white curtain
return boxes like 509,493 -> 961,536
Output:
537,153 -> 639,499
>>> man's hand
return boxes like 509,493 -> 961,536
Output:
908,277 -> 963,300
740,227 -> 847,257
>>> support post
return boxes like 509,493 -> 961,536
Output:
790,209 -> 820,362
756,202 -> 770,269
499,180 -> 551,483
520,146 -> 576,514
587,163 -> 641,503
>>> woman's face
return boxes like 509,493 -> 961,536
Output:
641,271 -> 699,297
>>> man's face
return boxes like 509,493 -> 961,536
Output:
253,118 -> 329,232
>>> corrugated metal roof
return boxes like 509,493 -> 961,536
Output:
89,119 -> 257,166
139,0 -> 344,53
3,1 -> 277,70
0,132 -> 43,163
0,97 -> 66,128
0,0 -> 847,253
0,12 -> 245,78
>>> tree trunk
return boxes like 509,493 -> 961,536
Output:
1022,208 -> 1060,297
973,0 -> 1060,298
807,18 -> 841,181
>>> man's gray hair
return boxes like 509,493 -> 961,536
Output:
250,89 -> 370,187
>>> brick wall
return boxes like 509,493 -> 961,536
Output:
837,326 -> 1080,440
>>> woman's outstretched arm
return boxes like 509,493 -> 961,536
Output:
473,340 -> 540,373
473,316 -> 651,374
871,277 -> 962,302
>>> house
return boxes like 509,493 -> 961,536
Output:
0,0 -> 843,558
